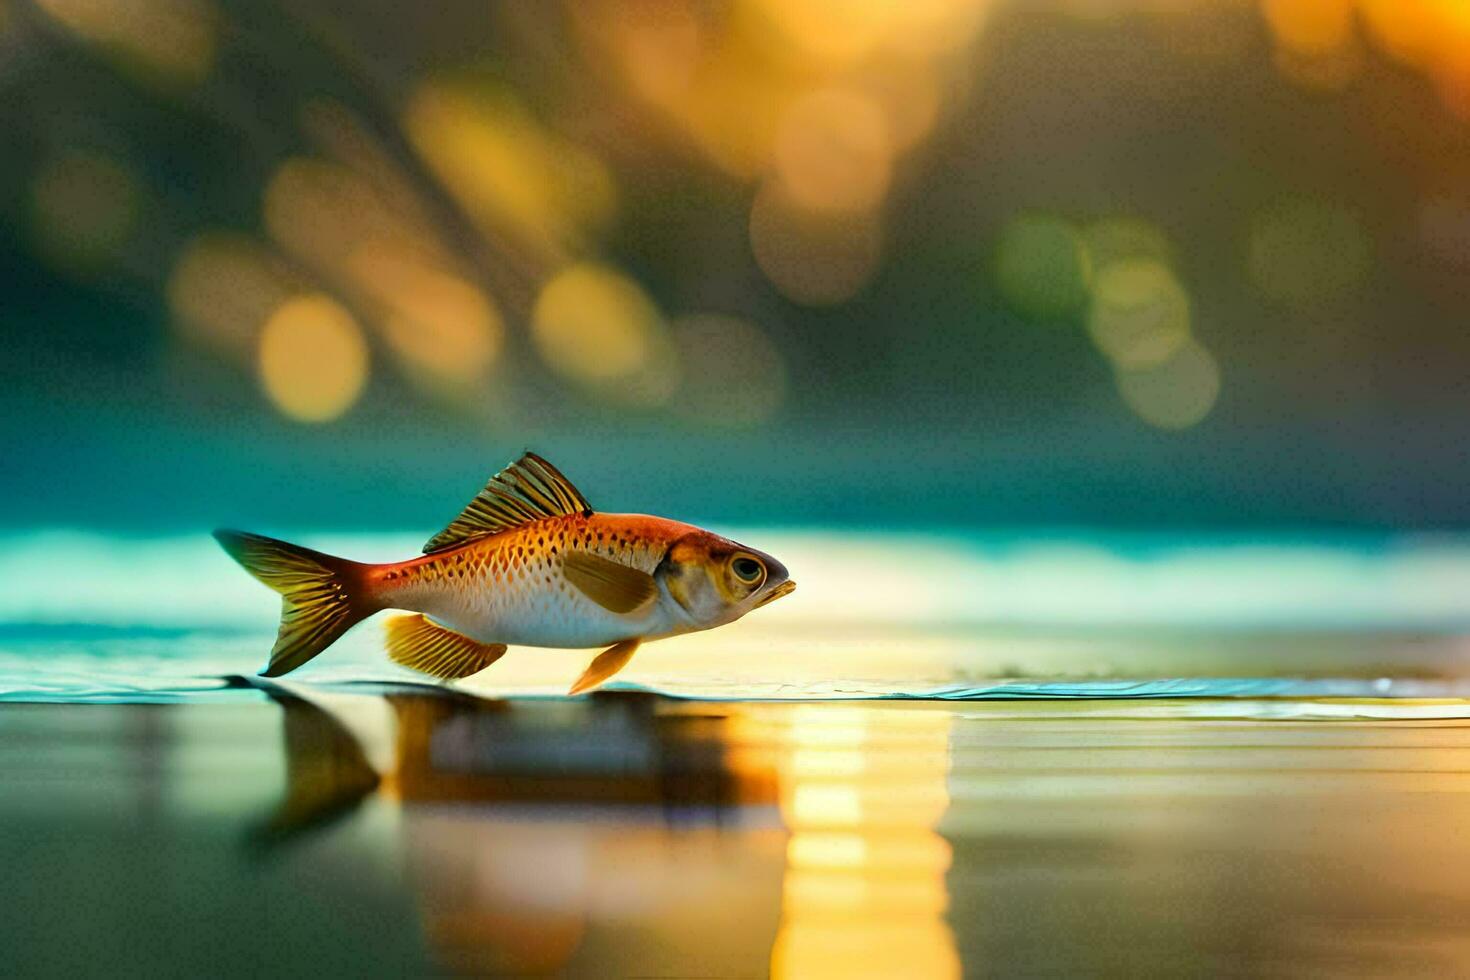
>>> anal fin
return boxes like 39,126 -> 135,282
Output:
385,614 -> 507,680
569,639 -> 641,695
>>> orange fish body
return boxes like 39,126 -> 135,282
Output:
215,454 -> 795,693
378,513 -> 704,648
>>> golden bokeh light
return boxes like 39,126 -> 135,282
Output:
580,0 -> 985,186
36,0 -> 216,87
404,79 -> 616,266
1264,0 -> 1364,96
1087,259 -> 1192,370
750,179 -> 883,306
29,150 -> 141,275
853,55 -> 944,152
652,27 -> 801,179
600,0 -> 704,107
532,263 -> 676,403
296,99 -> 444,228
166,233 -> 298,358
262,155 -> 505,394
1351,1 -> 1470,118
748,0 -> 907,65
1261,0 -> 1354,57
774,88 -> 893,214
1247,198 -> 1371,311
606,0 -> 1470,137
37,0 -> 1458,449
992,213 -> 1090,322
672,314 -> 787,427
346,245 -> 503,386
749,0 -> 986,63
1115,338 -> 1221,431
256,294 -> 369,423
1356,0 -> 1437,67
263,157 -> 394,277
884,0 -> 992,58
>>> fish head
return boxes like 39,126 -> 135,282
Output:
657,531 -> 796,629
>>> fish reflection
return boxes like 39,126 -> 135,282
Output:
383,693 -> 745,817
254,689 -> 759,835
253,690 -> 957,977
253,688 -> 787,975
247,688 -> 381,847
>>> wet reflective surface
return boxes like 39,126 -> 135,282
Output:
5,694 -> 1470,977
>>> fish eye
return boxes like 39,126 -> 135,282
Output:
731,556 -> 765,585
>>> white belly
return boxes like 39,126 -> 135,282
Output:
408,581 -> 685,649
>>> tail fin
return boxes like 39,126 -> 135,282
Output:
214,530 -> 379,677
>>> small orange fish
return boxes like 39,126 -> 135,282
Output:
215,452 -> 795,693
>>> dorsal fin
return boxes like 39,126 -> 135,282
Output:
423,452 -> 593,554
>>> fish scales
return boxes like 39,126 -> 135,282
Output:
370,514 -> 686,648
215,452 -> 794,691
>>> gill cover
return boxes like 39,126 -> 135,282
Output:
657,532 -> 789,624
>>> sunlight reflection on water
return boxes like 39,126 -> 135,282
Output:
10,691 -> 1470,975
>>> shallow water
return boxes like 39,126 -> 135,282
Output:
5,694 -> 1470,977
6,529 -> 1470,975
4,529 -> 1470,708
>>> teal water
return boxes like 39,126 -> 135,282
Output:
5,529 -> 1470,712
8,695 -> 1470,976
8,529 -> 1470,975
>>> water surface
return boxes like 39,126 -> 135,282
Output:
6,529 -> 1470,975
5,529 -> 1470,706
5,694 -> 1470,977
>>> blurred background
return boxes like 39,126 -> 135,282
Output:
12,12 -> 1470,974
3,0 -> 1470,531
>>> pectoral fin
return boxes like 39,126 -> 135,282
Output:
569,639 -> 641,695
563,551 -> 658,614
384,614 -> 507,680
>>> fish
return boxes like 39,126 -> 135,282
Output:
214,452 -> 796,693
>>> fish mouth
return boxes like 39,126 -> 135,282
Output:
755,580 -> 796,608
